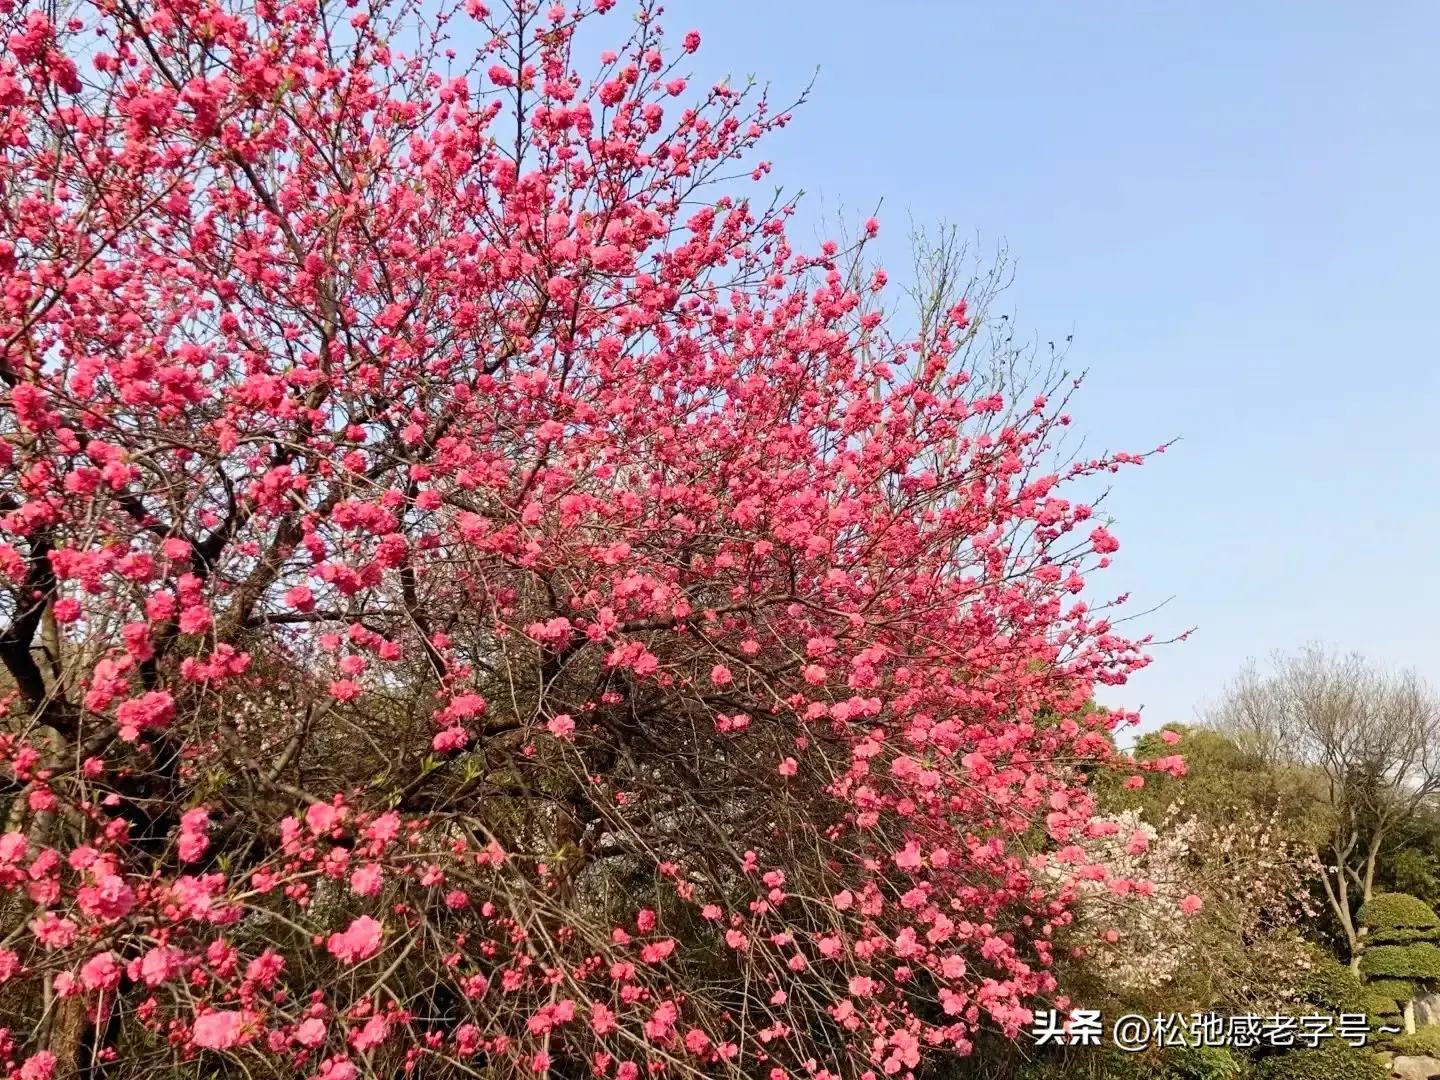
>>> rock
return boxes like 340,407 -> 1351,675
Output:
1390,1054 -> 1440,1080
1415,992 -> 1440,1027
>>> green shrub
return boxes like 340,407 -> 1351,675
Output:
1014,1047 -> 1131,1080
1152,1046 -> 1244,1080
1387,1027 -> 1440,1057
1358,892 -> 1440,931
1362,990 -> 1402,1034
1389,848 -> 1440,904
1369,927 -> 1440,945
1359,942 -> 1440,979
1015,1045 -> 1243,1080
1362,985 -> 1404,1012
1362,988 -> 1403,1025
1297,950 -> 1368,1011
1249,1045 -> 1387,1080
1364,977 -> 1416,1002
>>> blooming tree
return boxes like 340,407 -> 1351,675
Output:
0,0 -> 1160,1076
1038,809 -> 1202,994
1043,802 -> 1319,1006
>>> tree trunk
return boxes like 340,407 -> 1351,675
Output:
1319,857 -> 1362,972
49,996 -> 87,1076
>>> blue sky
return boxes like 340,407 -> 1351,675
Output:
660,0 -> 1440,728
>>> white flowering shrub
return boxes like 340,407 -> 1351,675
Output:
1042,804 -> 1321,1004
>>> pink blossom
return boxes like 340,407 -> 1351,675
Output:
178,807 -> 211,862
285,585 -> 316,611
350,864 -> 383,896
30,914 -> 78,949
179,605 -> 212,634
115,690 -> 175,742
165,875 -> 221,920
1089,526 -> 1120,554
453,1024 -> 480,1053
313,1057 -> 358,1080
350,1014 -> 389,1051
181,807 -> 211,832
365,812 -> 401,845
432,726 -> 468,752
894,841 -> 923,870
0,833 -> 27,864
134,946 -> 180,987
849,975 -> 877,997
178,830 -> 209,862
644,999 -> 678,1039
192,1011 -> 245,1050
306,802 -> 340,834
77,873 -> 135,921
295,1018 -> 328,1047
80,951 -> 122,992
444,694 -> 486,719
684,1028 -> 712,1055
327,916 -> 383,964
547,713 -> 576,738
328,679 -> 362,701
591,1002 -> 617,1035
245,950 -> 285,988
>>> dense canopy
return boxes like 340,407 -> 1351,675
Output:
0,0 -> 1159,1077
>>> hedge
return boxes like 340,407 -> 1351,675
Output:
1249,1045 -> 1388,1080
1364,977 -> 1416,1003
1387,1027 -> 1440,1057
1361,989 -> 1403,1027
1358,892 -> 1440,931
1296,950 -> 1368,1012
1016,1045 -> 1244,1080
1369,926 -> 1440,945
1358,942 -> 1440,980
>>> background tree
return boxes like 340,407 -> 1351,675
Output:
1209,645 -> 1440,969
1380,818 -> 1440,908
1074,727 -> 1324,1013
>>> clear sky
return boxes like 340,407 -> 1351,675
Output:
660,0 -> 1440,729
